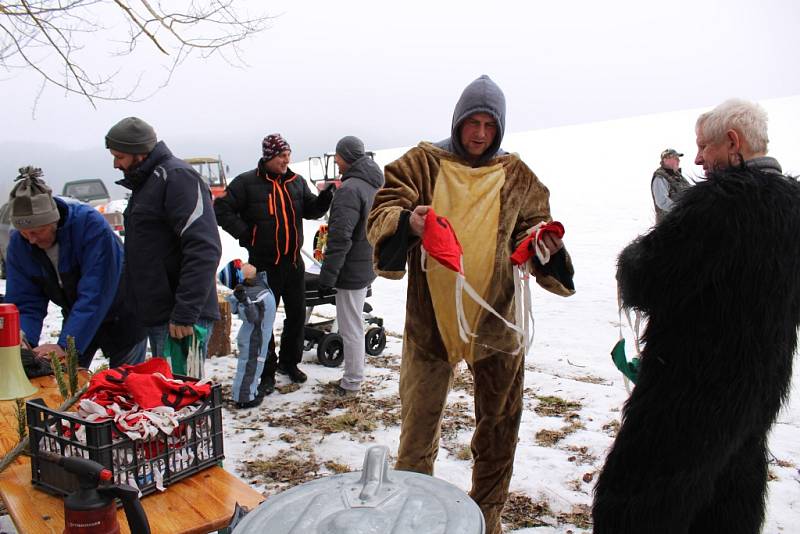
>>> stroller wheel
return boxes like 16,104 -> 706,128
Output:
365,326 -> 387,356
317,334 -> 344,367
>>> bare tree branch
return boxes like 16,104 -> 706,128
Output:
0,0 -> 271,104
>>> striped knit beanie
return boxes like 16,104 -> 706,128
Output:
262,134 -> 291,160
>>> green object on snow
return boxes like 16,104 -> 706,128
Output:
611,338 -> 640,384
163,324 -> 208,378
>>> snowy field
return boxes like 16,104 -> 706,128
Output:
6,96 -> 800,532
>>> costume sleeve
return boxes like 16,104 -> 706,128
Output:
512,161 -> 575,296
301,176 -> 332,220
57,211 -> 123,355
367,148 -> 425,279
4,235 -> 48,347
617,181 -> 720,314
214,176 -> 251,244
165,168 -> 223,325
651,176 -> 674,211
318,187 -> 359,288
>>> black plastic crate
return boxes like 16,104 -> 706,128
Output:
26,377 -> 224,497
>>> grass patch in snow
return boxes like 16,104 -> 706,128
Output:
324,460 -> 351,474
239,453 -> 321,486
534,395 -> 582,417
502,492 -> 552,528
502,492 -> 593,531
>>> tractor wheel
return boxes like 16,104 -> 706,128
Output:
365,327 -> 387,356
317,334 -> 344,367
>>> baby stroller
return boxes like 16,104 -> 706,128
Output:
302,248 -> 387,367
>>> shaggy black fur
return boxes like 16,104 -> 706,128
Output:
593,166 -> 800,533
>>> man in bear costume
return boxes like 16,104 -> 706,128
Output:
593,99 -> 800,533
368,75 -> 575,534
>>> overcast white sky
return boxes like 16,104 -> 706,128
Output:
2,0 -> 800,175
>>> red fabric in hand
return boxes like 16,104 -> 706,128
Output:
421,209 -> 464,274
510,221 -> 566,266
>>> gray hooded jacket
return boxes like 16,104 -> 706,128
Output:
319,156 -> 385,289
435,74 -> 507,166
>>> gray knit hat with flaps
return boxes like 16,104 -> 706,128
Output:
105,117 -> 157,154
335,136 -> 366,164
9,166 -> 60,229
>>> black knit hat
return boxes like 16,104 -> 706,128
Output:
105,117 -> 157,154
335,136 -> 366,164
9,166 -> 60,229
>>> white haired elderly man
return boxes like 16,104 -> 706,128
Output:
694,98 -> 782,175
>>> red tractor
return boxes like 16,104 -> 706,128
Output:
185,156 -> 229,199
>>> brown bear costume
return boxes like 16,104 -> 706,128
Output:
368,75 -> 574,534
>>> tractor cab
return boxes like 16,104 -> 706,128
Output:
185,156 -> 229,199
307,151 -> 375,193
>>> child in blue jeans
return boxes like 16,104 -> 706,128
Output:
219,259 -> 276,409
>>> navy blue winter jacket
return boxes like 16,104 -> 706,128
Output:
117,141 -> 222,327
5,198 -> 143,361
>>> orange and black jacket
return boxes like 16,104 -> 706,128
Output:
215,165 -> 332,270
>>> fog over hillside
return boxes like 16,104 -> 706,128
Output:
3,95 -> 799,206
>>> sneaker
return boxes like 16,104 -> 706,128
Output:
258,374 -> 275,396
277,363 -> 307,384
235,394 -> 264,410
334,384 -> 359,398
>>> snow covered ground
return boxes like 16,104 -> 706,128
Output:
5,96 -> 800,532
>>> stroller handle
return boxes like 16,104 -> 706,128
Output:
301,247 -> 323,267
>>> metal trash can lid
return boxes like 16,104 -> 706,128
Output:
233,445 -> 485,534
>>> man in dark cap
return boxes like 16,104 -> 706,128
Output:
651,148 -> 690,223
318,136 -> 384,396
215,133 -> 333,393
641,145 -> 692,431
4,167 -> 146,368
368,75 -> 575,534
106,117 -> 221,377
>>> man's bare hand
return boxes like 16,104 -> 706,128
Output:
169,323 -> 194,339
409,205 -> 431,237
542,233 -> 564,254
32,343 -> 66,360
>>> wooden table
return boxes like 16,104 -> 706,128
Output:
0,374 -> 264,533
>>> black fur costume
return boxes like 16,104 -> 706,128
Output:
593,166 -> 800,533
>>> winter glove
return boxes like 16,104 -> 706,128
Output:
317,183 -> 336,207
317,284 -> 334,299
233,284 -> 248,303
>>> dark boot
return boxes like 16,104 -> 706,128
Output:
259,351 -> 278,395
235,394 -> 265,410
277,362 -> 307,383
258,373 -> 275,396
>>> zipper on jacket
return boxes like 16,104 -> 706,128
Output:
268,193 -> 274,216
275,180 -> 291,255
285,174 -> 300,263
251,225 -> 258,247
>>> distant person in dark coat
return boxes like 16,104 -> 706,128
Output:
214,134 -> 333,393
650,148 -> 690,223
5,167 -> 146,368
107,117 -> 222,378
593,98 -> 800,534
318,136 -> 384,396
